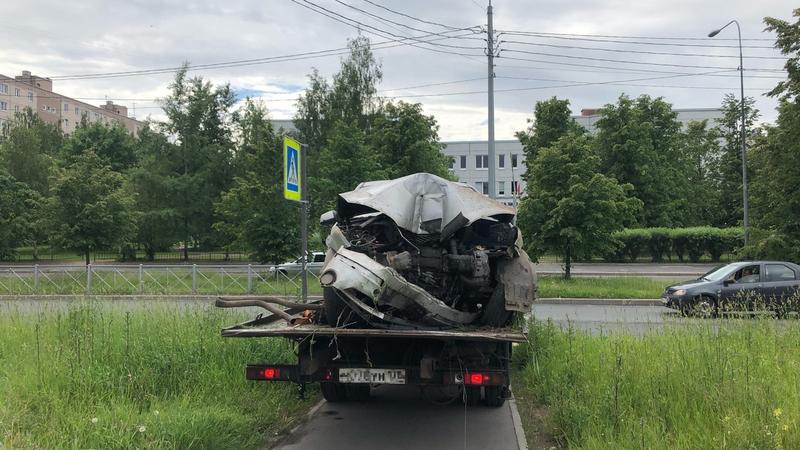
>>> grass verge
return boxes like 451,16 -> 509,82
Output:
513,319 -> 800,449
0,302 -> 316,449
537,276 -> 679,299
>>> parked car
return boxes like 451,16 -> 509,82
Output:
269,252 -> 326,277
662,261 -> 800,315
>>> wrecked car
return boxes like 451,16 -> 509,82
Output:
318,172 -> 537,329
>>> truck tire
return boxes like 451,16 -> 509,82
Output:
322,287 -> 347,326
320,382 -> 347,402
484,385 -> 506,407
345,384 -> 370,402
464,386 -> 481,406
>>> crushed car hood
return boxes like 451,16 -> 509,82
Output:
337,172 -> 516,237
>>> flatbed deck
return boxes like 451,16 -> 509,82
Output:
221,318 -> 527,343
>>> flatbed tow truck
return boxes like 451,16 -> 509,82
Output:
217,296 -> 526,406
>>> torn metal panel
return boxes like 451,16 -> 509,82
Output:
337,173 -> 515,237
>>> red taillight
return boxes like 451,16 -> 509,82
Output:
323,369 -> 333,381
465,372 -> 489,385
263,368 -> 279,379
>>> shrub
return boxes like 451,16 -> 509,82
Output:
646,228 -> 671,262
613,228 -> 650,262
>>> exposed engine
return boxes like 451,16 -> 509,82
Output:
319,173 -> 536,330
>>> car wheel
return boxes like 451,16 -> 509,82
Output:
692,295 -> 717,318
480,283 -> 514,327
463,386 -> 481,406
484,385 -> 507,407
322,287 -> 347,326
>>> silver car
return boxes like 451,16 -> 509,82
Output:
269,252 -> 326,277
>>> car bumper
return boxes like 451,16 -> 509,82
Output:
661,295 -> 688,309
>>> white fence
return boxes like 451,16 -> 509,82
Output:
0,264 -> 320,296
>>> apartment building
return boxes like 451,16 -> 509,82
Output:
0,70 -> 143,134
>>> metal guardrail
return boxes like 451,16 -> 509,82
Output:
0,264 -> 321,296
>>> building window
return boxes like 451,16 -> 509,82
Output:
511,154 -> 519,168
0,101 -> 7,111
459,155 -> 467,169
498,154 -> 505,168
0,84 -> 7,94
498,181 -> 505,196
14,105 -> 20,113
75,107 -> 79,115
14,88 -> 20,97
448,157 -> 455,170
475,154 -> 489,169
63,103 -> 69,112
475,181 -> 488,195
63,118 -> 69,126
28,91 -> 33,101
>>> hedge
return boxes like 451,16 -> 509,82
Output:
609,227 -> 744,263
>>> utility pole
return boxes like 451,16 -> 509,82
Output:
486,0 -> 497,199
300,144 -> 309,303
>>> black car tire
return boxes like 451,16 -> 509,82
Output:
484,385 -> 506,407
481,283 -> 514,327
322,287 -> 347,326
463,386 -> 481,406
691,295 -> 717,318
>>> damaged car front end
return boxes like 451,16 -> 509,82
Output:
318,173 -> 536,330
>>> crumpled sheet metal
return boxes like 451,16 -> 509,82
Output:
321,247 -> 480,328
337,173 -> 515,236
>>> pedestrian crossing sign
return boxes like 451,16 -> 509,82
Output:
283,137 -> 302,201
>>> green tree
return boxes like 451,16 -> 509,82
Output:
128,125 -> 180,260
0,108 -> 62,195
215,100 -> 298,263
594,94 -> 688,227
369,101 -> 451,179
0,171 -> 40,260
745,9 -> 800,258
518,132 -> 641,277
295,36 -> 383,221
712,94 -> 759,228
681,120 -> 721,225
516,97 -> 583,183
62,120 -> 138,172
48,151 -> 137,265
160,66 -> 236,259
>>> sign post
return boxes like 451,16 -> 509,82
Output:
283,137 -> 309,303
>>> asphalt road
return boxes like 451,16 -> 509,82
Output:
274,385 -> 523,450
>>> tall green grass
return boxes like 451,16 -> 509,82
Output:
537,276 -> 677,299
514,320 -> 800,449
0,302 -> 316,449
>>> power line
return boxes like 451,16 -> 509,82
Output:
501,48 -> 784,72
290,0 -> 484,58
496,31 -> 777,49
46,30 -> 475,81
501,39 -> 786,60
496,75 -> 772,91
333,0 -> 482,40
360,0 -> 468,31
494,61 -> 786,79
495,29 -> 775,42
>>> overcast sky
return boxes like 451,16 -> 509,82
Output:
2,0 -> 794,140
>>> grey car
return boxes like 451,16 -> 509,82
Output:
269,252 -> 326,277
662,261 -> 800,315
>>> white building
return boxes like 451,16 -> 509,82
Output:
441,107 -> 723,204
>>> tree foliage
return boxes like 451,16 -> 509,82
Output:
47,151 -> 137,264
0,108 -> 62,195
518,132 -> 641,277
516,97 -> 583,182
0,171 -> 40,259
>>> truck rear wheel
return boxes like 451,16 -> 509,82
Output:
464,386 -> 481,406
322,287 -> 347,326
320,382 -> 347,402
345,384 -> 371,402
484,385 -> 506,407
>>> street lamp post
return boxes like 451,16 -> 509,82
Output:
708,20 -> 749,247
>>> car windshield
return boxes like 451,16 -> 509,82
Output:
701,264 -> 738,281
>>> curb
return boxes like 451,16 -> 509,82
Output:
537,271 -> 700,277
537,297 -> 662,306
508,394 -> 529,450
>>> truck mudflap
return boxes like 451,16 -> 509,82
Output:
246,363 -> 509,387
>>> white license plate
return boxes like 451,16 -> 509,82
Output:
338,368 -> 406,384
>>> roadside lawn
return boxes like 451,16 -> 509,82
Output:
0,302 -> 316,449
513,319 -> 800,449
537,276 -> 680,299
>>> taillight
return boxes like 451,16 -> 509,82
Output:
465,372 -> 490,385
263,368 -> 279,379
